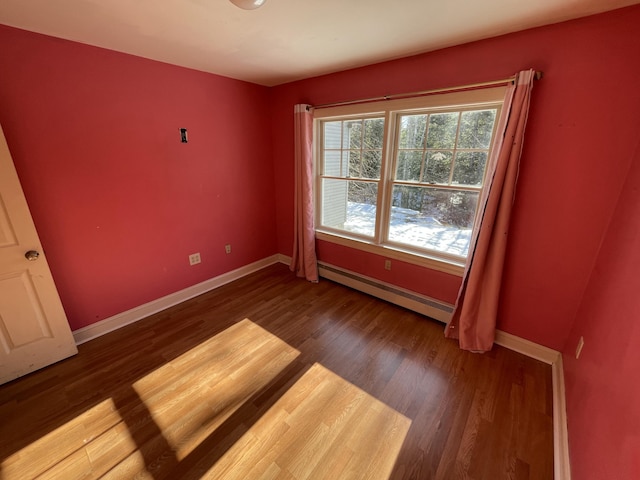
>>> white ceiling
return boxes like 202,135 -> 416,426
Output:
0,0 -> 637,86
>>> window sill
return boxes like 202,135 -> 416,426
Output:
315,231 -> 465,277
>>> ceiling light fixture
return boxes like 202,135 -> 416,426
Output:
229,0 -> 266,10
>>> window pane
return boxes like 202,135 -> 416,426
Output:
458,110 -> 497,149
321,179 -> 377,237
345,181 -> 378,237
423,151 -> 452,184
399,115 -> 426,149
396,151 -> 422,181
324,150 -> 341,176
362,150 -> 381,179
364,118 -> 384,149
321,178 -> 348,230
388,186 -> 479,257
426,113 -> 458,149
452,151 -> 487,186
343,120 -> 362,149
324,122 -> 342,149
348,151 -> 362,178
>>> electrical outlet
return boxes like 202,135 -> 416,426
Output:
188,253 -> 201,265
225,244 -> 231,254
575,336 -> 585,359
384,259 -> 391,270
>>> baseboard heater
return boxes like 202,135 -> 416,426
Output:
317,262 -> 453,323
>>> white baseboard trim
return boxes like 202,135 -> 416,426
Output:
494,329 -> 560,365
552,355 -> 572,480
72,254 -> 281,345
276,253 -> 291,265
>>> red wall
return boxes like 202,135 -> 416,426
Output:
1,7 -> 639,478
562,139 -> 640,480
0,25 -> 276,330
271,5 -> 640,351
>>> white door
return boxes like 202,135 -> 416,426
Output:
0,124 -> 77,385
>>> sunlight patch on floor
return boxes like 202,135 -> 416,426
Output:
1,319 -> 300,479
2,321 -> 410,479
203,363 -> 412,480
1,397 -> 135,479
131,318 -> 301,461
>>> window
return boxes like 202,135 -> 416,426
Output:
314,87 -> 506,274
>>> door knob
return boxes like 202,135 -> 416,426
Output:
25,250 -> 40,261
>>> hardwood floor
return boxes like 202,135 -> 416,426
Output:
0,263 -> 553,479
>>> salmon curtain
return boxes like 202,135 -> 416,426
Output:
290,104 -> 319,282
445,70 -> 536,352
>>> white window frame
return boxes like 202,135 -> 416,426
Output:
313,87 -> 507,276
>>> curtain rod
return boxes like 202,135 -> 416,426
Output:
310,71 -> 543,110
